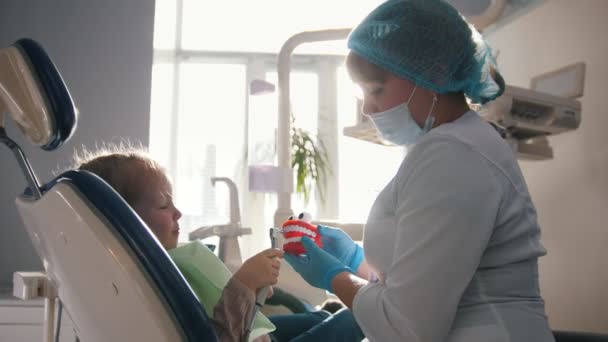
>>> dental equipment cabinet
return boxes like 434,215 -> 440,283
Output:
1,280 -> 76,342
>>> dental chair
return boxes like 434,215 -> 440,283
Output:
1,38 -> 218,341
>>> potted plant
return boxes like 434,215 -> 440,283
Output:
291,118 -> 331,204
250,78 -> 332,204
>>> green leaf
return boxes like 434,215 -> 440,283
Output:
290,122 -> 332,205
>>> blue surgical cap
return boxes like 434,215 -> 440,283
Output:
347,0 -> 505,104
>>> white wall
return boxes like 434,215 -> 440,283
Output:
0,0 -> 155,290
488,0 -> 608,333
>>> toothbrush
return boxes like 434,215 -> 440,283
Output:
243,228 -> 280,341
255,228 -> 278,305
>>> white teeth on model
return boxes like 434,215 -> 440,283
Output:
282,225 -> 317,237
284,236 -> 303,244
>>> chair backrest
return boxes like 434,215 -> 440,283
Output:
17,170 -> 218,341
2,38 -> 218,341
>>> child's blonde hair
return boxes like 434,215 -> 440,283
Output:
72,142 -> 166,206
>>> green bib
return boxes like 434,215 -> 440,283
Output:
169,241 -> 275,341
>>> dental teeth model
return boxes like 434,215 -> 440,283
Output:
281,212 -> 323,255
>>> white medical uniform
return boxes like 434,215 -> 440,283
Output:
352,111 -> 554,342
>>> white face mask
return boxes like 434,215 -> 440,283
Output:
366,86 -> 437,146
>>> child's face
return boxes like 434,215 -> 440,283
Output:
132,172 -> 182,250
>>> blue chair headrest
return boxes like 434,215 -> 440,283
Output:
14,38 -> 77,150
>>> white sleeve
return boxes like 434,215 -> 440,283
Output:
352,137 -> 502,342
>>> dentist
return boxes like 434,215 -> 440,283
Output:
285,0 -> 555,341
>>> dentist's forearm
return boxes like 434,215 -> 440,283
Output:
331,271 -> 368,309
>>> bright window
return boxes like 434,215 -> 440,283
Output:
172,63 -> 246,230
179,0 -> 379,54
265,71 -> 320,217
150,0 -> 403,256
337,67 -> 405,222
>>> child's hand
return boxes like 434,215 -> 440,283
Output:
234,248 -> 283,293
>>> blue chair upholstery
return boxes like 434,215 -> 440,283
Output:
13,38 -> 77,150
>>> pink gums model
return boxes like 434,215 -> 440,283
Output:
281,213 -> 322,255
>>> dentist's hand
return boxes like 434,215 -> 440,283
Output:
284,236 -> 352,292
318,225 -> 364,271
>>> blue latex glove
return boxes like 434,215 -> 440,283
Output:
284,236 -> 352,292
318,225 -> 364,271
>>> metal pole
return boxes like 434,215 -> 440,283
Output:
274,29 -> 351,228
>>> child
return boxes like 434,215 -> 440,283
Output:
73,144 -> 364,342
